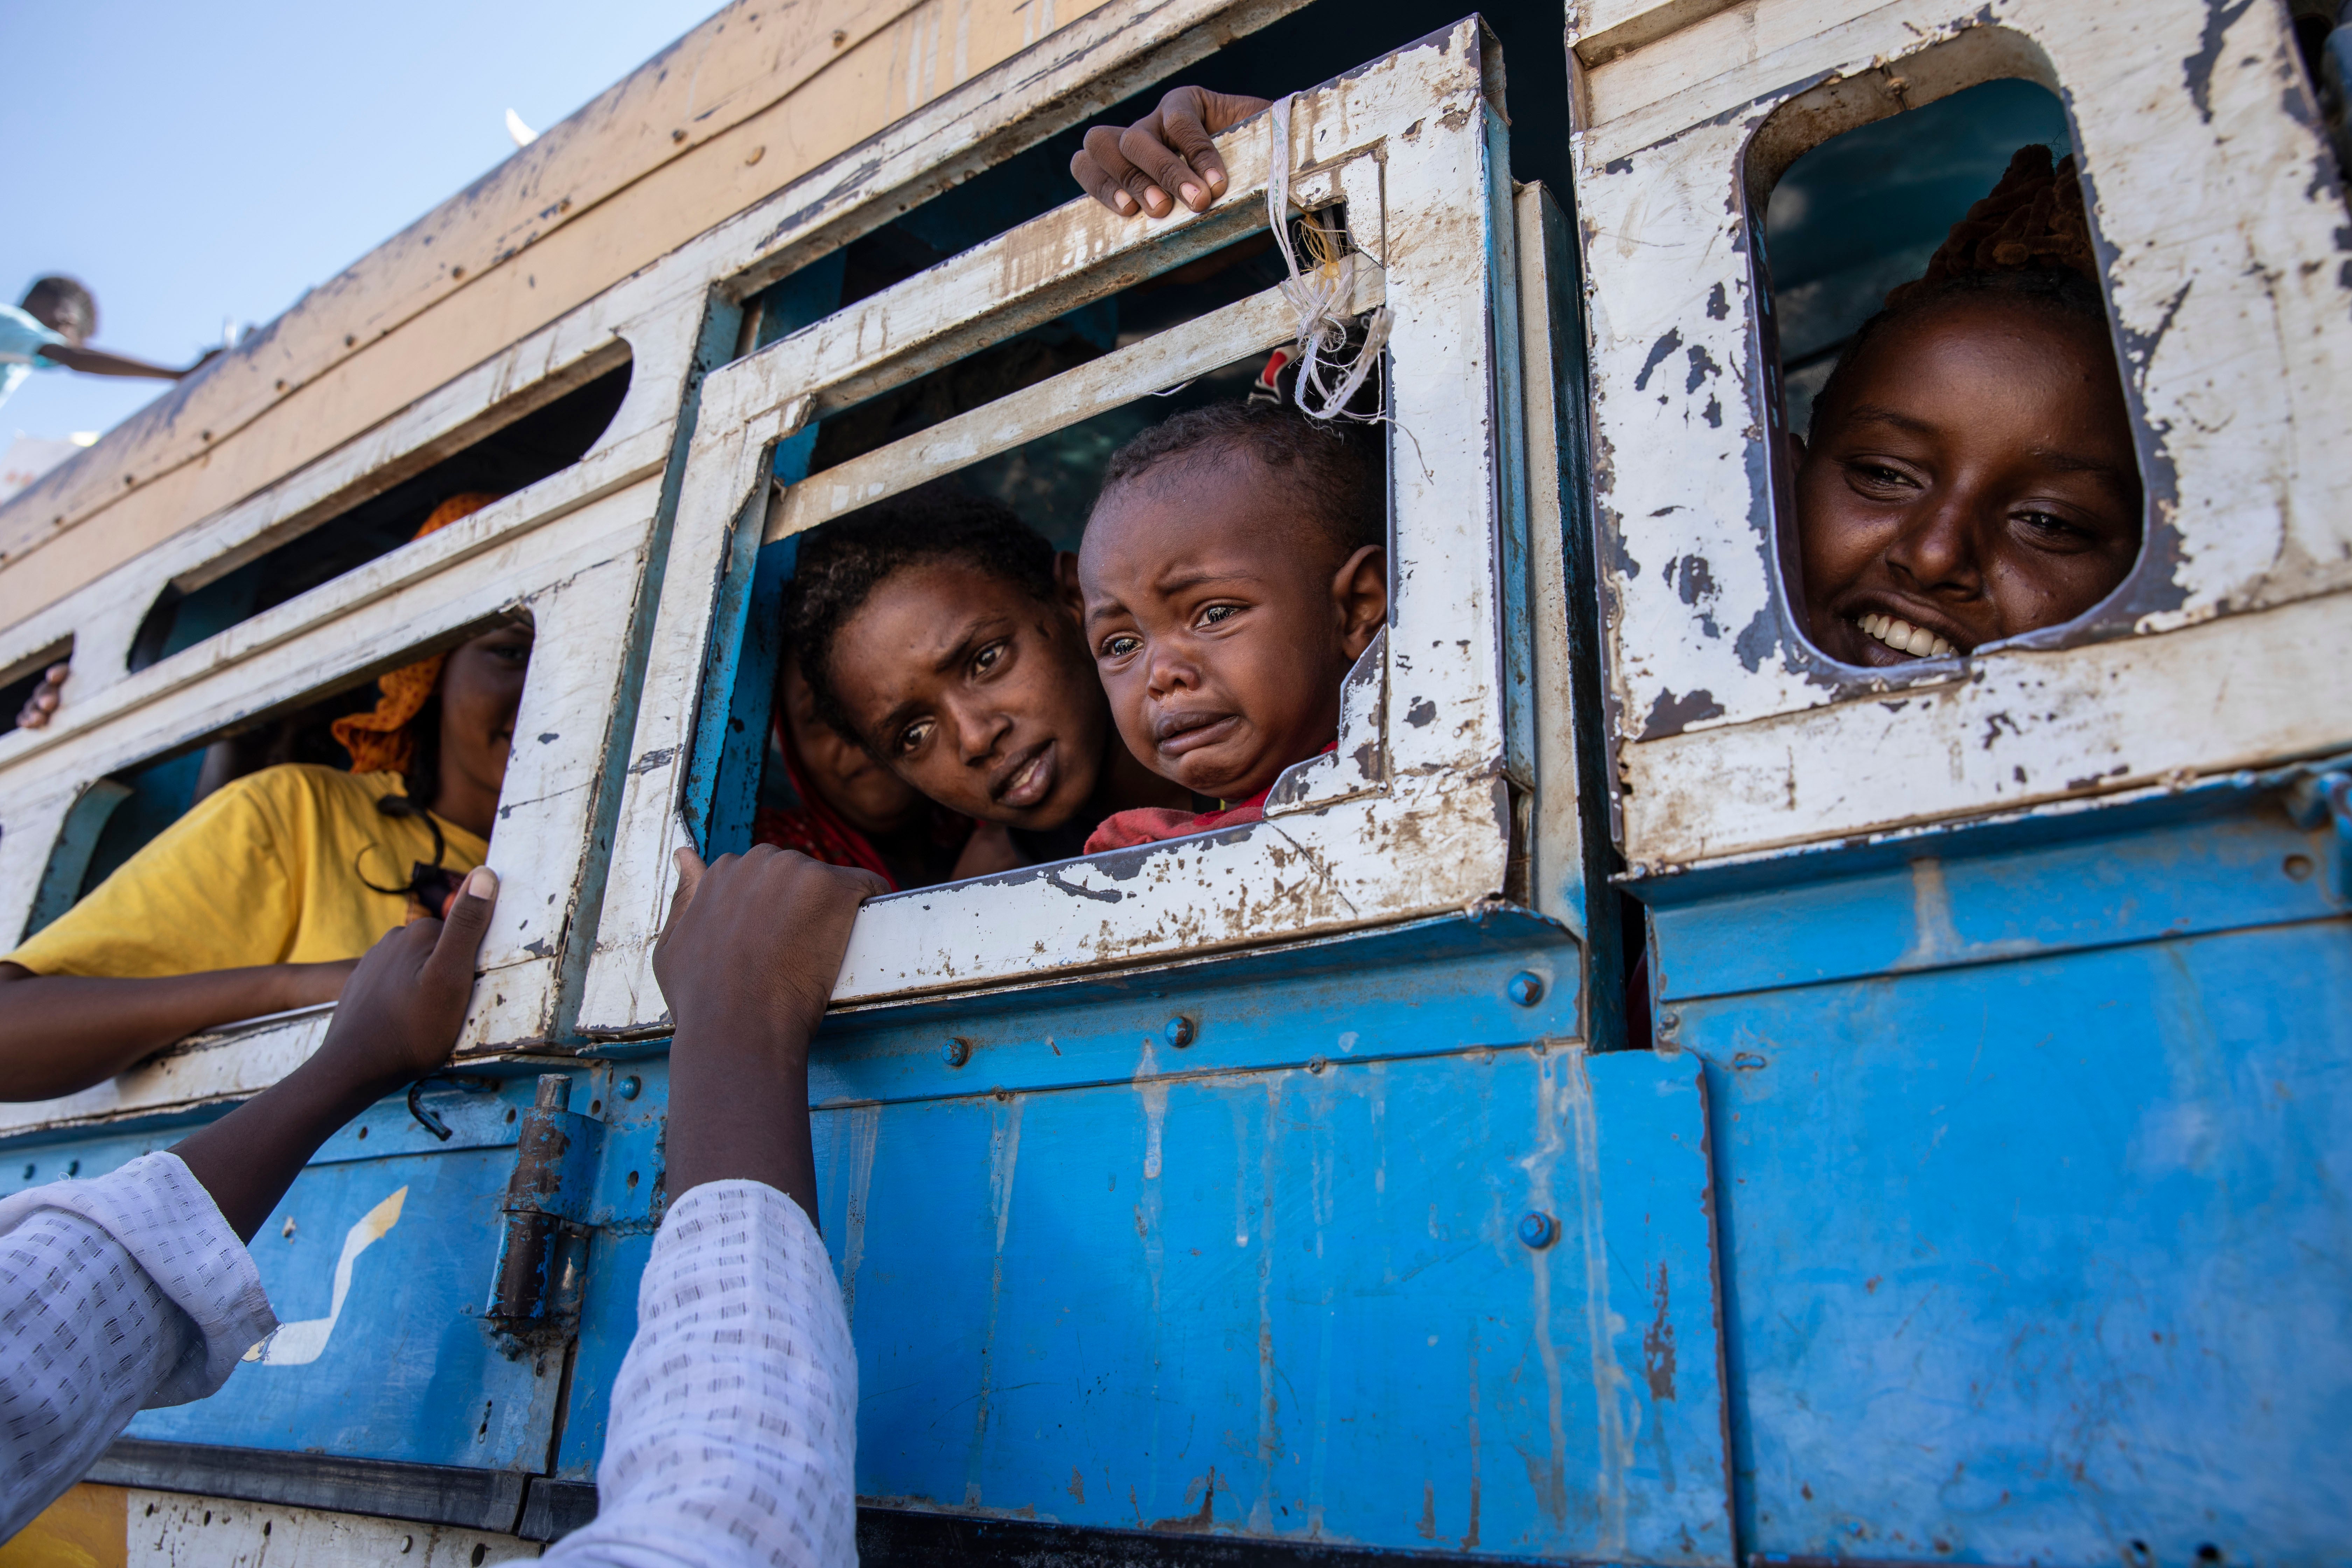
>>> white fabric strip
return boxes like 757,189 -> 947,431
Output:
1266,93 -> 1393,422
0,1151 -> 274,1540
544,1179 -> 859,1568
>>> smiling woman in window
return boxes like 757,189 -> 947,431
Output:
0,494 -> 530,1102
1790,146 -> 2143,667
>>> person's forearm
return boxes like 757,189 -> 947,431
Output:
38,343 -> 187,379
665,1017 -> 820,1223
0,965 -> 343,1102
172,1052 -> 405,1242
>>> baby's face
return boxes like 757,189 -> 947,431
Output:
1081,462 -> 1385,802
777,654 -> 925,836
1796,297 -> 2141,666
825,559 -> 1110,830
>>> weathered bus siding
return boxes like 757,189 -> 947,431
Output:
0,0 -> 1301,628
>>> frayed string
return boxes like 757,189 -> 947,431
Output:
1266,95 -> 1393,424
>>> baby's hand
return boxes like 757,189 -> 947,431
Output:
309,866 -> 498,1094
1071,87 -> 1272,218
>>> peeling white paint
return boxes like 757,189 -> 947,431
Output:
1573,0 -> 2352,869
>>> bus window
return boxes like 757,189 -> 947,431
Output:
23,612 -> 534,946
1757,77 -> 2144,669
581,18 -> 1533,1025
126,358 -> 630,671
2289,0 -> 2352,176
1573,5 -> 2352,871
52,682 -> 385,912
1766,80 -> 2072,435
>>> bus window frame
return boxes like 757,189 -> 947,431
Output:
1569,0 -> 2352,874
0,305 -> 688,1133
578,18 -> 1539,1023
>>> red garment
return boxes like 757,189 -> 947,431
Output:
1083,743 -> 1335,854
751,721 -> 902,890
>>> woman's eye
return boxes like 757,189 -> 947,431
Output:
2016,509 -> 2092,546
1848,461 -> 1916,491
971,642 -> 1005,676
896,719 -> 934,754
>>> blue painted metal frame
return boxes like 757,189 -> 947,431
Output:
682,252 -> 843,858
1639,777 -> 2352,1564
556,911 -> 1730,1560
1483,103 -> 1535,793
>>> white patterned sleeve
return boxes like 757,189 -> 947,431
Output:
0,1151 -> 276,1541
543,1180 -> 859,1568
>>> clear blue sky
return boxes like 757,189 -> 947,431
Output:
3,0 -> 719,442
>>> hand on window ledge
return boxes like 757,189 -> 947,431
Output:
13,664 -> 69,731
1070,87 -> 1273,219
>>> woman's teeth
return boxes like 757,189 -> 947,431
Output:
1857,612 -> 1957,659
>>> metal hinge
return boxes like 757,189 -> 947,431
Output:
484,1073 -> 600,1351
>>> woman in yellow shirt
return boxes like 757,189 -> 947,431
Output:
0,495 -> 530,1100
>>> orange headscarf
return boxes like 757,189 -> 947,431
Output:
331,492 -> 503,774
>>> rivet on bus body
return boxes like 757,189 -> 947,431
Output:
1517,1211 -> 1558,1250
1658,1010 -> 1681,1035
617,1076 -> 642,1100
1164,1016 -> 1196,1049
1307,1056 -> 1328,1075
1507,972 -> 1544,1007
943,1037 -> 973,1068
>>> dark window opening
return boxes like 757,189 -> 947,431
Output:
0,641 -> 71,738
36,613 -> 533,930
2288,0 -> 2350,181
127,358 -> 629,674
1758,75 -> 2147,671
692,0 -> 1570,894
1765,79 -> 2071,434
790,226 -> 1293,548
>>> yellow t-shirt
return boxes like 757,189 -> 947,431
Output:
4,764 -> 486,979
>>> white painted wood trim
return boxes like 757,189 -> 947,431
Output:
581,20 -> 1520,1026
763,267 -> 1383,543
1570,0 -> 2352,868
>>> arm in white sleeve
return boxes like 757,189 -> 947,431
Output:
543,1180 -> 858,1568
0,1152 -> 276,1540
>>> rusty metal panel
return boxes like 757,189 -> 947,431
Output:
805,1022 -> 1727,1558
1569,0 -> 2352,870
1650,786 -> 2352,1561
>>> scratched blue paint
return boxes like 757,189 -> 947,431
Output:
1645,787 -> 2352,1564
810,1044 -> 1726,1560
810,910 -> 1581,1106
129,1143 -> 562,1466
0,1071 -> 663,1473
1646,798 -> 2343,1003
552,1058 -> 671,1480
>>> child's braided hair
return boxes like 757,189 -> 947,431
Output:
1813,144 -> 2109,430
1886,144 -> 2098,305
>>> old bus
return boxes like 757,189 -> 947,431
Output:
1,0 -> 2346,1560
